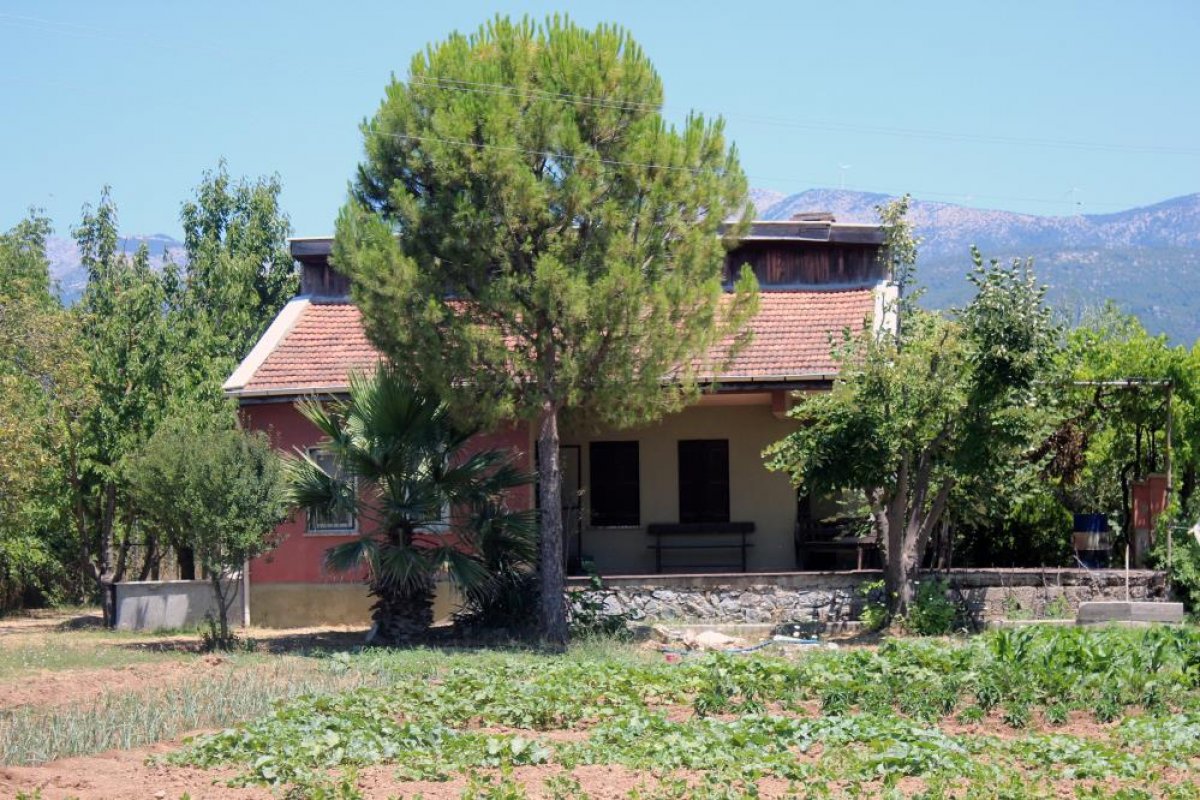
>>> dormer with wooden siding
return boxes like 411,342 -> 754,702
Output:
292,237 -> 351,298
723,215 -> 888,289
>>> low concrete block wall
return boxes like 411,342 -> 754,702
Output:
114,579 -> 244,631
567,568 -> 1170,625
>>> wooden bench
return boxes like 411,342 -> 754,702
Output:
647,522 -> 755,573
795,521 -> 879,570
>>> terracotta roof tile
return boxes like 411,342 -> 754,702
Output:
710,288 -> 875,379
243,303 -> 378,392
239,288 -> 875,394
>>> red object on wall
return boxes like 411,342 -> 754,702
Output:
1131,473 -> 1169,535
241,401 -> 533,585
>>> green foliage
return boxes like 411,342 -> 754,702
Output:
337,15 -> 755,430
287,365 -> 536,641
163,625 -> 1200,796
954,487 -> 1073,568
1057,304 -> 1199,526
0,212 -> 93,609
334,15 -> 757,641
857,579 -> 889,632
1,652 -> 392,766
898,578 -> 958,636
128,409 -> 289,644
766,242 -> 1059,612
169,160 -> 296,413
568,575 -> 635,640
0,168 -> 294,616
453,570 -> 540,634
1160,530 -> 1200,615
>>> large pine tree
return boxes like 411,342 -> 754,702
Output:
334,16 -> 756,644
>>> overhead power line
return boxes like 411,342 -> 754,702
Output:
365,126 -> 1128,209
405,76 -> 1200,158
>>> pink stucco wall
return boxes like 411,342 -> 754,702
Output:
241,401 -> 533,585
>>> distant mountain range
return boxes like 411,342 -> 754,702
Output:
44,191 -> 1200,343
751,189 -> 1200,344
47,234 -> 184,303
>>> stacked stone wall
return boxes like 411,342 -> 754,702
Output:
567,569 -> 1170,625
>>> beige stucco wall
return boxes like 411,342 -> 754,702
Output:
249,581 -> 462,629
561,396 -> 800,575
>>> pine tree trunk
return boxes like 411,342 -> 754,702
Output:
369,576 -> 435,644
537,401 -> 568,648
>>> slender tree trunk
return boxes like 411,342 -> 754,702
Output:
883,493 -> 912,614
536,400 -> 568,647
98,481 -> 118,627
138,531 -> 159,582
878,472 -> 953,618
209,572 -> 230,647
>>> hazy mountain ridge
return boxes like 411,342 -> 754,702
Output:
47,234 -> 184,302
43,191 -> 1200,342
754,190 -> 1200,343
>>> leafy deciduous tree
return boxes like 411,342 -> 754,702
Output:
171,160 -> 296,411
72,188 -> 174,623
0,213 -> 94,609
766,244 -> 1057,615
129,410 -> 289,645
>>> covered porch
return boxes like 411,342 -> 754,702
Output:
557,391 -> 879,577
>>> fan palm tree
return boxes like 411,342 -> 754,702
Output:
286,365 -> 536,642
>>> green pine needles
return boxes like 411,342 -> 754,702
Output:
334,15 -> 758,643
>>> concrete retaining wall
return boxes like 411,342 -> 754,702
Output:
567,568 -> 1170,625
114,579 -> 245,631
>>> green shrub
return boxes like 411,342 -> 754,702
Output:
902,578 -> 958,636
454,571 -> 540,634
568,575 -> 634,640
857,579 -> 889,631
1157,534 -> 1200,615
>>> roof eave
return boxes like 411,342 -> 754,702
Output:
222,296 -> 312,396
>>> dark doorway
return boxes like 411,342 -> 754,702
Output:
560,445 -> 582,574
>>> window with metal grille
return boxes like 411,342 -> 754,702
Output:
305,448 -> 356,533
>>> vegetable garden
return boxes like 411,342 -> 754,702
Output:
151,625 -> 1200,798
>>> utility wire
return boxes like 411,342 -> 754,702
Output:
365,126 -> 1128,209
406,76 -> 1200,158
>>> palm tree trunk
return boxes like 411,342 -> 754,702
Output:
369,575 -> 435,643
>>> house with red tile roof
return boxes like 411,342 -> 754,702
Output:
225,216 -> 895,626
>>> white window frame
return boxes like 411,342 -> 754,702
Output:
304,447 -> 357,535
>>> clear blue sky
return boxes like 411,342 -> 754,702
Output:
2,1 -> 1198,238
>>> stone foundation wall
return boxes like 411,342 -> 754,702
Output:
567,569 -> 1170,625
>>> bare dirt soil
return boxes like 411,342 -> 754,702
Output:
0,608 -> 369,710
0,658 -> 225,710
0,739 -> 274,800
0,753 -> 856,800
4,750 -> 1171,800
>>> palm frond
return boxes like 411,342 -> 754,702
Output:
424,543 -> 490,594
285,363 -> 537,625
324,536 -> 378,576
376,544 -> 436,594
285,451 -> 359,520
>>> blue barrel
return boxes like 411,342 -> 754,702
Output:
1073,514 -> 1110,568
